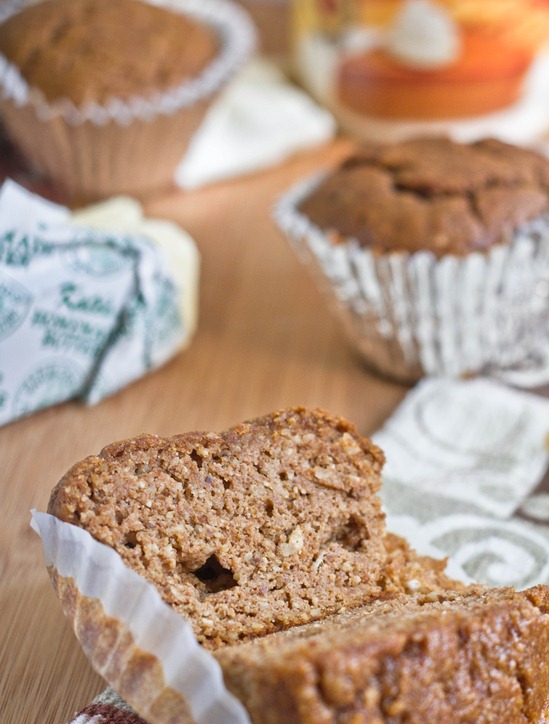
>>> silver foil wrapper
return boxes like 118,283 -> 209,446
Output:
275,172 -> 549,383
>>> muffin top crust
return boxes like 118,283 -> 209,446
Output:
299,137 -> 549,256
0,0 -> 219,105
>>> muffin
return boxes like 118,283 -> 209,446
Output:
275,137 -> 549,382
0,0 -> 255,201
48,408 -> 389,648
37,407 -> 549,721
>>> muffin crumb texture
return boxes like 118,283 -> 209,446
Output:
216,585 -> 549,723
0,0 -> 219,105
299,137 -> 549,256
50,408 -> 399,647
48,407 -> 549,721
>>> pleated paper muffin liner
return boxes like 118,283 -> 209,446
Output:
31,511 -> 251,724
274,172 -> 549,383
0,0 -> 256,200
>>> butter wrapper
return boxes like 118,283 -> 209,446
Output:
0,181 -> 199,426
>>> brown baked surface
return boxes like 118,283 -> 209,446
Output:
48,406 -> 549,721
216,585 -> 549,723
50,407 -> 407,648
299,137 -> 549,256
0,0 -> 219,105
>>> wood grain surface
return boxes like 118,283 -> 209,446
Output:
0,139 -> 410,724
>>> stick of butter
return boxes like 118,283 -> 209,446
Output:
71,196 -> 200,340
0,181 -> 200,425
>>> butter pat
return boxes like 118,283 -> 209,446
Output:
72,197 -> 200,339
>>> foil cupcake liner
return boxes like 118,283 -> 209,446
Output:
0,0 -> 256,199
274,172 -> 549,383
31,511 -> 251,724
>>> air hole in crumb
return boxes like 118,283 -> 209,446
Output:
334,516 -> 366,551
193,554 -> 237,593
190,450 -> 203,469
115,510 -> 124,525
279,471 -> 289,481
265,500 -> 274,517
123,531 -> 139,549
220,476 -> 232,490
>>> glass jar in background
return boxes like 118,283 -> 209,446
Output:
292,0 -> 549,142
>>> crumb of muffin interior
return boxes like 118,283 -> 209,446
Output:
48,406 -> 464,648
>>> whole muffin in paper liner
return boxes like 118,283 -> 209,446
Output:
274,137 -> 549,383
0,0 -> 256,202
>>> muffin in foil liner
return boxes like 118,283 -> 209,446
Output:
275,172 -> 549,383
31,511 -> 251,724
0,0 -> 256,201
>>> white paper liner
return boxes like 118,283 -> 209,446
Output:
31,511 -> 251,724
0,0 -> 256,126
274,172 -> 549,383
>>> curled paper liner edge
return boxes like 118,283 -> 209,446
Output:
30,511 -> 251,724
274,172 -> 549,383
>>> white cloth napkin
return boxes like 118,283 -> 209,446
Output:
175,59 -> 337,189
373,377 -> 549,588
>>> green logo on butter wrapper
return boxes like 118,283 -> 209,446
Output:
63,233 -> 135,276
13,361 -> 82,418
0,272 -> 32,340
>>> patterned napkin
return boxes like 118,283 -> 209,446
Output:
65,377 -> 549,723
68,689 -> 145,724
375,378 -> 549,588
